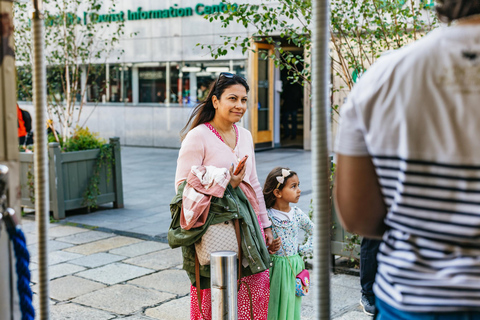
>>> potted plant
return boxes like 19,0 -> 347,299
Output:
19,127 -> 124,220
14,0 -> 130,219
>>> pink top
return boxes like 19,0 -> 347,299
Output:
175,123 -> 271,228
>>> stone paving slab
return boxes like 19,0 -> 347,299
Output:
129,223 -> 170,237
29,261 -> 38,271
30,250 -> 84,265
75,262 -> 154,285
24,232 -> 39,245
56,230 -> 115,245
31,293 -> 55,313
128,269 -> 190,295
123,248 -> 182,270
331,281 -> 362,316
31,263 -> 86,283
33,275 -> 106,301
144,296 -> 190,320
72,284 -> 175,315
109,241 -> 169,257
49,302 -> 115,320
122,315 -> 158,320
69,252 -> 126,268
48,225 -> 90,238
63,236 -> 142,255
334,310 -> 372,320
27,240 -> 74,257
100,220 -> 150,232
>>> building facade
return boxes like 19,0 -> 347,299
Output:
18,0 -> 311,149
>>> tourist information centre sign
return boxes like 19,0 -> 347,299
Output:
80,2 -> 237,25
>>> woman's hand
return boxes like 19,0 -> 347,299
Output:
264,228 -> 274,247
229,162 -> 246,188
268,236 -> 282,254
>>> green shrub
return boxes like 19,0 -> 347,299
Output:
62,126 -> 106,152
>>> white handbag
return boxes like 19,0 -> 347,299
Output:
195,220 -> 239,265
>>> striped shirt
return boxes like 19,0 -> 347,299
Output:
335,25 -> 480,312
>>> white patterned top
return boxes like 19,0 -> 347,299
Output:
268,207 -> 314,257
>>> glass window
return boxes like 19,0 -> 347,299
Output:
138,66 -> 167,103
109,64 -> 132,103
86,65 -> 106,103
177,60 -> 247,105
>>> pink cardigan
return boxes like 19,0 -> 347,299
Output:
175,124 -> 271,228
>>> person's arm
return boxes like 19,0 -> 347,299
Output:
297,208 -> 314,256
333,154 -> 387,239
175,130 -> 204,193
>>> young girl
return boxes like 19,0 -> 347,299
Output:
263,167 -> 314,320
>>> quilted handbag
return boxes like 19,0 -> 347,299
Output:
195,220 -> 239,265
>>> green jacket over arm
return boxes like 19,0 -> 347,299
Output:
168,181 -> 271,289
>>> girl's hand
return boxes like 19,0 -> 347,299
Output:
229,163 -> 246,188
268,237 -> 282,254
264,228 -> 274,247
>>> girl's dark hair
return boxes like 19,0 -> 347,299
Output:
263,167 -> 297,209
180,73 -> 250,140
436,0 -> 480,23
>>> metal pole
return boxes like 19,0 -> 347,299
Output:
211,251 -> 238,320
32,0 -> 50,319
311,0 -> 331,319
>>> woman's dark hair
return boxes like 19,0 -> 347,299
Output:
180,73 -> 249,140
436,0 -> 480,23
263,167 -> 297,209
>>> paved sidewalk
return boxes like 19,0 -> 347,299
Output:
23,147 -> 371,319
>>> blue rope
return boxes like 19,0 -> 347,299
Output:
7,226 -> 35,320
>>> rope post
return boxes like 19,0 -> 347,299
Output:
311,0 -> 332,319
211,251 -> 238,320
31,0 -> 50,319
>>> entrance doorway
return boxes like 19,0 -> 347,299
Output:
279,49 -> 304,148
250,43 -> 274,148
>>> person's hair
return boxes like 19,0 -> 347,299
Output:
180,73 -> 249,140
436,0 -> 480,23
263,167 -> 298,209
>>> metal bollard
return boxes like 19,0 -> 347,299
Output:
211,251 -> 238,320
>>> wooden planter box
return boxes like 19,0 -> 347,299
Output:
331,199 -> 361,260
19,137 -> 124,220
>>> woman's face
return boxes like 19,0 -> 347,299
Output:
212,84 -> 248,124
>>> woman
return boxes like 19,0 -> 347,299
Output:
175,72 -> 275,319
334,1 -> 480,319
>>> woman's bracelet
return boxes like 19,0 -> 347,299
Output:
264,226 -> 272,230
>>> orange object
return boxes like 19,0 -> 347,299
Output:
233,155 -> 248,175
17,104 -> 27,137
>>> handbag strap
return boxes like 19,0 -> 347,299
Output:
195,219 -> 243,318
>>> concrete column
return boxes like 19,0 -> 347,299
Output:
165,62 -> 170,105
105,63 -> 110,103
120,64 -> 125,103
81,65 -> 87,103
132,66 -> 139,104
189,72 -> 197,103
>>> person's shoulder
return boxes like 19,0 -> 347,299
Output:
183,124 -> 209,144
293,206 -> 308,217
236,125 -> 253,139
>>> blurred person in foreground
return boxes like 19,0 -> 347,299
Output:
334,1 -> 480,319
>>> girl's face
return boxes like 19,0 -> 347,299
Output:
212,84 -> 248,123
278,174 -> 301,204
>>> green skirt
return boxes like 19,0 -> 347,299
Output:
268,254 -> 304,320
